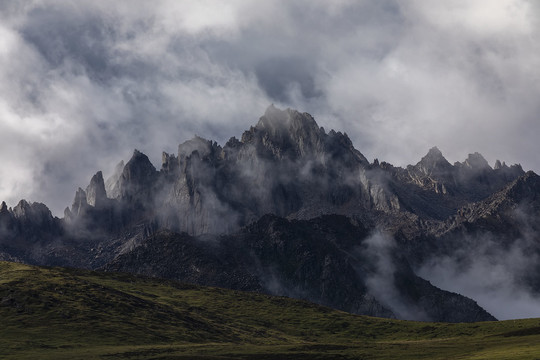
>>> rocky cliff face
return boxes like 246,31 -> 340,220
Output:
0,105 -> 534,322
377,146 -> 523,221
93,105 -> 400,236
0,199 -> 64,264
105,214 -> 495,322
63,106 -> 521,239
400,171 -> 540,281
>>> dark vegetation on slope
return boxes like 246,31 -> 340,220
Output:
2,261 -> 540,360
104,214 -> 495,322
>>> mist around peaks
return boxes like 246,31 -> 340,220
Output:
0,105 -> 538,322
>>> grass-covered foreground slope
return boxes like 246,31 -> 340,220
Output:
1,261 -> 540,360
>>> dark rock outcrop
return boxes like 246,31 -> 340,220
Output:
0,105 -> 532,322
105,214 -> 495,322
86,171 -> 107,208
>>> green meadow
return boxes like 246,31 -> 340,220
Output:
1,261 -> 539,359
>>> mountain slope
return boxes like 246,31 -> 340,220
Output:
2,261 -> 540,360
104,214 -> 495,322
0,105 -> 534,322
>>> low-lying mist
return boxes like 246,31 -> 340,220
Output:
361,231 -> 430,321
418,232 -> 540,320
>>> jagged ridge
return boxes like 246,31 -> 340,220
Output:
0,105 -> 533,322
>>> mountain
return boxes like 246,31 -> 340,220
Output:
0,105 -> 536,322
104,215 -> 494,322
2,261 -> 539,360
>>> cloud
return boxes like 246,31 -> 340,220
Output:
0,0 -> 270,214
418,226 -> 540,320
361,231 -> 430,321
1,0 -> 539,215
410,0 -> 533,35
417,243 -> 540,320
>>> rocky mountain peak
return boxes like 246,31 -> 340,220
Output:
1,105 -> 536,324
86,171 -> 107,208
258,104 -> 289,129
115,149 -> 158,202
493,160 -> 523,173
0,201 -> 13,231
12,200 -> 53,226
129,149 -> 152,165
423,147 -> 445,162
463,152 -> 491,170
257,105 -> 322,139
415,147 -> 452,176
241,105 -> 338,161
105,160 -> 125,199
178,136 -> 221,161
71,188 -> 88,216
506,171 -> 540,200
162,152 -> 179,175
122,150 -> 157,183
12,199 -> 30,218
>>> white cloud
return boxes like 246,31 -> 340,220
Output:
410,0 -> 533,36
0,0 -> 539,215
418,235 -> 540,320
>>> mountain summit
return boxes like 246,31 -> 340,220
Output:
415,146 -> 453,177
0,106 -> 534,322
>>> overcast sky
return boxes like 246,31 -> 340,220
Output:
1,0 -> 539,215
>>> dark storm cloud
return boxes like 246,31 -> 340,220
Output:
1,0 -> 539,216
21,6 -> 115,80
254,57 -> 322,102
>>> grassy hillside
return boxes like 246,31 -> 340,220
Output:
1,261 -> 540,359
